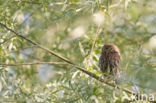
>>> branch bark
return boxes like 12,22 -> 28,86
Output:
0,62 -> 68,67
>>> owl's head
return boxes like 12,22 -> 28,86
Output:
102,43 -> 120,54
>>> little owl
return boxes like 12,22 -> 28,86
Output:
99,43 -> 121,81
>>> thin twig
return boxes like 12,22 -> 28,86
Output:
0,62 -> 68,67
0,35 -> 16,45
89,24 -> 101,57
12,1 -> 82,6
87,25 -> 101,69
17,6 -> 42,27
18,12 -> 33,26
8,45 -> 38,53
12,0 -> 122,10
109,2 -> 121,9
0,22 -> 155,103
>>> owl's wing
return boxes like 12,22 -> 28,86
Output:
99,54 -> 108,73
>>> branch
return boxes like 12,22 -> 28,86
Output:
0,22 -> 73,65
16,0 -> 122,9
87,25 -> 101,69
12,1 -> 82,6
109,2 -> 121,9
0,22 -> 155,103
0,62 -> 68,67
0,35 -> 16,45
8,45 -> 38,53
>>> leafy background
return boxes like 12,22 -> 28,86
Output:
0,0 -> 156,103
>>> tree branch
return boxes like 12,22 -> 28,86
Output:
0,35 -> 16,45
12,1 -> 82,6
0,62 -> 68,67
8,45 -> 38,53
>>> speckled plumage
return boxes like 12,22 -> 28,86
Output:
99,44 -> 121,80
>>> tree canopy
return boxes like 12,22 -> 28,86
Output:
0,0 -> 156,103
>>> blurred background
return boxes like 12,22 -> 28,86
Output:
0,0 -> 156,102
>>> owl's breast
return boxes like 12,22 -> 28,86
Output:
107,52 -> 120,68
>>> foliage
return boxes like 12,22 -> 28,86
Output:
0,0 -> 156,103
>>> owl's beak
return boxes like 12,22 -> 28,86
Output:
108,48 -> 113,52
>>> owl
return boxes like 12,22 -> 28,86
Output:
99,43 -> 121,81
